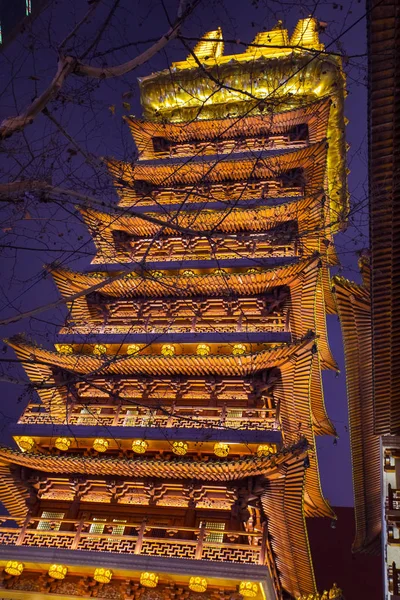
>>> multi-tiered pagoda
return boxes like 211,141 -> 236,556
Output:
0,18 -> 347,600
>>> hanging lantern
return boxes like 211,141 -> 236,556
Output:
214,268 -> 227,276
93,568 -> 112,584
55,437 -> 71,451
232,343 -> 247,356
48,564 -> 67,580
93,438 -> 109,453
256,444 -> 275,457
132,439 -> 148,454
150,270 -> 163,279
161,344 -> 175,357
246,268 -> 259,274
93,344 -> 107,356
196,343 -> 210,356
182,269 -> 195,277
172,441 -> 188,456
5,561 -> 24,576
140,572 -> 159,588
15,436 -> 35,452
127,344 -> 141,355
189,576 -> 208,593
214,442 -> 230,457
239,581 -> 258,597
55,344 -> 73,355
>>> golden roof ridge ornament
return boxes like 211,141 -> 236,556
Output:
187,27 -> 224,62
172,17 -> 324,72
290,16 -> 324,51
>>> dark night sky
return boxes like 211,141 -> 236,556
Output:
0,0 -> 368,508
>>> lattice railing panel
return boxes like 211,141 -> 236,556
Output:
202,544 -> 260,563
23,532 -> 74,549
78,536 -> 136,553
141,539 -> 197,560
0,531 -> 19,545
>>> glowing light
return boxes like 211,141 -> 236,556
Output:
15,436 -> 35,452
150,270 -> 163,279
93,344 -> 107,356
172,441 -> 188,456
161,344 -> 175,357
93,568 -> 112,584
189,576 -> 208,592
5,561 -> 24,576
256,444 -> 276,457
239,581 -> 258,597
196,344 -> 210,356
182,270 -> 195,277
214,442 -> 230,457
48,564 -> 67,580
246,268 -> 259,274
93,438 -> 109,453
131,439 -> 148,454
140,572 -> 159,588
54,437 -> 71,451
127,344 -> 141,355
55,344 -> 73,355
232,343 -> 247,356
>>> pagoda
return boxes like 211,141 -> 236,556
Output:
0,18 -> 347,600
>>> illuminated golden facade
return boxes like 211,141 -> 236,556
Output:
0,18 -> 347,600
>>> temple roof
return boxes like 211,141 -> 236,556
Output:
262,452 -> 317,596
333,274 -> 381,554
8,336 -> 314,378
0,440 -> 307,481
79,193 -> 322,238
127,99 -> 331,160
107,141 -> 327,190
50,257 -> 315,300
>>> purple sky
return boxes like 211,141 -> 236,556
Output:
0,0 -> 368,507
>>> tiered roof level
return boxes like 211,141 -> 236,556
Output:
0,18 -> 347,600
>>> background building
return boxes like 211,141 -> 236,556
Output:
368,0 -> 400,598
0,0 -> 52,49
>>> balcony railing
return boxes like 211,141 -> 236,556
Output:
18,404 -> 279,430
387,484 -> 400,512
0,515 -> 272,568
388,561 -> 400,595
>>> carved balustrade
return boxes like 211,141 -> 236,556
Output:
0,516 -> 266,566
388,562 -> 400,595
18,403 -> 279,430
387,483 -> 400,512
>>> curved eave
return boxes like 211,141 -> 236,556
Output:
50,257 -> 314,300
261,452 -> 316,598
333,275 -> 381,553
127,99 -> 331,159
79,193 -> 322,238
7,337 -> 315,377
107,142 -> 327,188
0,441 -> 308,481
0,462 -> 28,517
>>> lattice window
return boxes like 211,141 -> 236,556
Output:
111,519 -> 127,535
89,517 -> 106,534
77,406 -> 100,425
226,409 -> 243,428
201,521 -> 225,543
123,409 -> 138,426
37,511 -> 64,531
89,518 -> 126,535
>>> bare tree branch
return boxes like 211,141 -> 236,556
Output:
0,0 -> 198,140
0,180 -> 213,237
